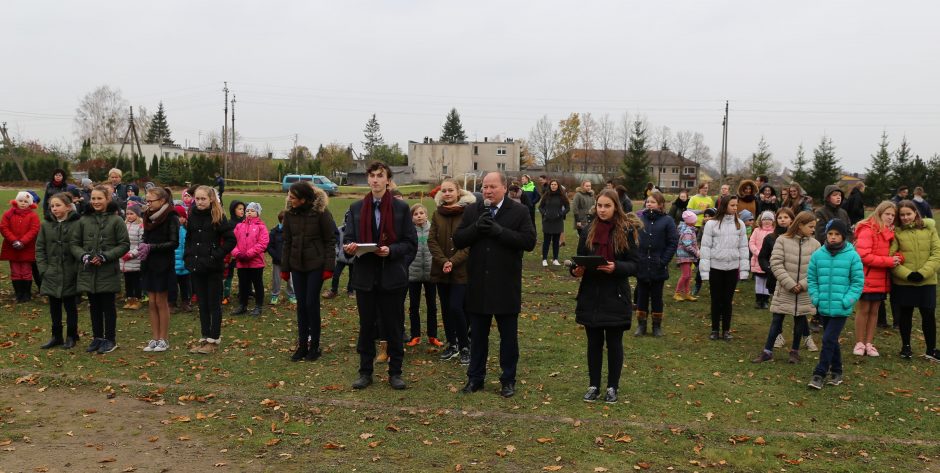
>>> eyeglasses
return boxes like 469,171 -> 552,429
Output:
146,199 -> 161,204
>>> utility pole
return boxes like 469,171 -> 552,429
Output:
223,82 -> 229,181
293,134 -> 298,173
116,106 -> 143,175
720,100 -> 729,180
231,94 -> 236,160
0,122 -> 29,181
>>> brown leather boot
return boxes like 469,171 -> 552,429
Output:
375,341 -> 389,363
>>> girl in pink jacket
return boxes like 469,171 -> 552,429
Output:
231,202 -> 269,316
749,211 -> 776,309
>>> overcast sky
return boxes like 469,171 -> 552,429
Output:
3,0 -> 938,172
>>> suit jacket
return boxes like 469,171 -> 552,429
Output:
453,197 -> 536,314
343,196 -> 417,291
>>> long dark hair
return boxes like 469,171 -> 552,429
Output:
715,195 -> 740,229
586,189 -> 641,253
540,179 -> 569,207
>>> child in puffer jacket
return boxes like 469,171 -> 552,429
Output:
170,205 -> 192,313
807,219 -> 863,390
324,210 -> 354,299
749,211 -> 776,309
674,210 -> 699,302
120,205 -> 144,310
0,191 -> 41,302
406,203 -> 440,347
231,202 -> 269,316
267,210 -> 296,305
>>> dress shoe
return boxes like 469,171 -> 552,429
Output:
304,348 -> 322,361
388,375 -> 407,390
232,305 -> 248,315
351,375 -> 373,390
460,380 -> 484,394
290,345 -> 308,362
500,382 -> 516,398
62,336 -> 77,349
40,337 -> 64,349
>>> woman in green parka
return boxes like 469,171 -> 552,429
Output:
69,185 -> 130,355
36,192 -> 82,349
890,200 -> 940,361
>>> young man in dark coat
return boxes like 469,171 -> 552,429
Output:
842,182 -> 866,225
814,185 -> 852,244
343,162 -> 417,391
453,171 -> 537,398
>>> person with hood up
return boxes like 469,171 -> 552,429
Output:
222,199 -> 246,305
668,190 -> 690,226
749,211 -> 777,309
736,179 -> 759,218
814,185 -> 852,245
756,184 -> 779,216
1,191 -> 41,302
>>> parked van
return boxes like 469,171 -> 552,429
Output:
281,174 -> 339,195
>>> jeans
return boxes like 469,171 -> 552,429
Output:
814,316 -> 847,377
192,272 -> 223,340
635,279 -> 665,313
585,326 -> 625,388
293,270 -> 325,348
237,267 -> 264,308
270,263 -> 295,297
87,292 -> 117,342
467,312 -> 519,384
897,306 -> 937,352
49,295 -> 79,339
331,262 -> 353,293
708,269 -> 739,332
762,313 -> 808,351
438,283 -> 469,349
408,281 -> 438,338
542,233 -> 560,260
356,288 -> 406,376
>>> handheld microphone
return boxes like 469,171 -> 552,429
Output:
483,198 -> 493,210
562,259 -> 575,268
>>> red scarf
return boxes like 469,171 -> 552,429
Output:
359,192 -> 397,246
592,219 -> 615,261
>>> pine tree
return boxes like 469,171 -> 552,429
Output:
807,135 -> 841,200
77,138 -> 92,162
362,114 -> 384,157
893,136 -> 915,191
864,131 -> 894,205
145,102 -> 173,145
621,119 -> 651,196
149,154 -> 160,179
791,143 -> 810,189
440,108 -> 467,143
750,136 -> 773,177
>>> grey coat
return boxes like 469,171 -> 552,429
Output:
408,221 -> 432,282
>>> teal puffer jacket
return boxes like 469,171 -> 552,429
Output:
807,242 -> 864,317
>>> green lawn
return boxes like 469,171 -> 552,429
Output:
0,190 -> 937,472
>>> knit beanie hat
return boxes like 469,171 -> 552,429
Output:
126,205 -> 142,217
759,210 -> 775,222
704,208 -> 717,217
246,202 -> 262,216
739,209 -> 754,222
825,218 -> 849,239
16,191 -> 33,205
681,210 -> 697,225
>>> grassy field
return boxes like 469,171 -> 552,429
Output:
0,190 -> 937,472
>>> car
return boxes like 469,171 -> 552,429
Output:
281,174 -> 339,195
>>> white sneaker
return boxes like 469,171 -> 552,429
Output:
552,259 -> 561,266
152,339 -> 168,352
773,334 -> 785,348
143,339 -> 158,352
804,336 -> 818,352
542,260 -> 548,267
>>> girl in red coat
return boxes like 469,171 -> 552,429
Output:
852,201 -> 899,357
1,192 -> 41,302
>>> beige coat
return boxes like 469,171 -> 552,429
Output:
769,234 -> 820,316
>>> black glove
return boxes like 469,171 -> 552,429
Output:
476,215 -> 494,233
487,220 -> 504,237
908,271 -> 925,282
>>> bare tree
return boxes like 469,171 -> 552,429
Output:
651,125 -> 673,151
597,114 -> 617,174
617,111 -> 632,151
673,130 -> 694,157
74,85 -> 129,144
528,115 -> 557,166
579,112 -> 597,151
689,132 -> 712,165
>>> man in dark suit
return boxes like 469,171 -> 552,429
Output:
343,161 -> 417,391
453,171 -> 537,398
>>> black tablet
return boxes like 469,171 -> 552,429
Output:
572,255 -> 607,268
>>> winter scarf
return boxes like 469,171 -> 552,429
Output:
359,191 -> 397,246
144,203 -> 171,231
591,219 -> 615,261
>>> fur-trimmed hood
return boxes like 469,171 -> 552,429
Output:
434,188 -> 476,208
737,179 -> 758,197
288,185 -> 330,214
44,208 -> 80,223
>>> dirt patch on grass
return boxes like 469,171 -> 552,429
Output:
0,382 -> 237,473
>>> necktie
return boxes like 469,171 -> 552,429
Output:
374,201 -> 381,228
490,207 -> 497,218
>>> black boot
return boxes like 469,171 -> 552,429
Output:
63,335 -> 78,349
40,332 -> 63,349
290,342 -> 308,361
18,280 -> 32,302
633,310 -> 648,336
651,313 -> 664,337
12,281 -> 24,302
232,305 -> 248,315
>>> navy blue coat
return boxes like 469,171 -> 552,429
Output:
342,196 -> 417,292
636,208 -> 679,281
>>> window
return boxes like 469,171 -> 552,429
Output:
497,162 -> 506,171
684,167 -> 696,175
497,146 -> 507,156
685,180 -> 695,188
648,167 -> 655,174
314,178 -> 323,184
473,162 -> 478,171
473,146 -> 479,155
442,165 -> 448,175
672,167 -> 679,174
285,176 -> 299,184
670,180 -> 679,188
660,167 -> 667,173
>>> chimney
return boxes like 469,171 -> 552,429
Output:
484,137 -> 488,142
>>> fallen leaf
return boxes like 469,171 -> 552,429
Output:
635,462 -> 651,470
178,436 -> 191,441
121,467 -> 137,472
147,436 -> 159,443
543,467 -> 563,472
386,424 -> 400,432
368,440 -> 382,448
84,409 -> 98,415
33,467 -> 49,472
704,412 -> 715,421
322,442 -> 345,450
505,445 -> 516,453
536,437 -> 554,444
359,433 -> 375,440
728,435 -> 751,444
594,468 -> 609,472
213,462 -> 227,467
615,435 -> 632,443
754,436 -> 766,445
98,457 -> 117,463
264,438 -> 280,447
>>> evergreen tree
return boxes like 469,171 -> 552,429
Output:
807,135 -> 841,200
148,154 -> 160,179
145,102 -> 173,145
864,131 -> 894,205
892,136 -> 915,191
440,108 -> 467,143
749,136 -> 773,177
621,119 -> 651,196
77,138 -> 92,163
361,114 -> 384,157
791,143 -> 810,189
